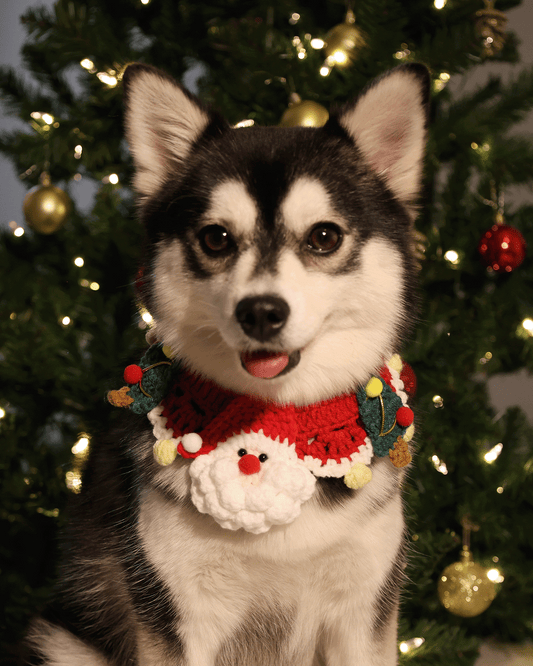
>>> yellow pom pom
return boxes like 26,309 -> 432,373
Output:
388,354 -> 403,373
153,439 -> 178,466
162,345 -> 173,358
404,424 -> 415,442
344,463 -> 372,489
365,377 -> 383,398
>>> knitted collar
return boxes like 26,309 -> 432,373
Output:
108,345 -> 415,533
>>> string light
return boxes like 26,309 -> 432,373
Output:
89,282 -> 100,291
434,0 -> 447,8
141,0 -> 151,4
61,316 -> 71,326
311,38 -> 325,49
234,119 -> 255,128
487,568 -> 505,583
320,64 -> 332,77
74,145 -> 83,159
522,318 -> 533,336
74,257 -> 84,267
71,435 -> 90,455
431,454 -> 449,475
484,442 -> 503,463
444,249 -> 459,265
103,173 -> 119,184
80,58 -> 95,71
399,637 -> 425,654
13,227 -> 25,237
432,394 -> 444,408
0,407 -> 6,419
289,12 -> 300,25
65,469 -> 82,492
96,71 -> 118,87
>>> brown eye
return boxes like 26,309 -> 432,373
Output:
199,225 -> 234,255
307,223 -> 343,254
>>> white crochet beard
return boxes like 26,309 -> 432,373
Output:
189,430 -> 317,534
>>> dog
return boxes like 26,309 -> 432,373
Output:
26,62 -> 429,666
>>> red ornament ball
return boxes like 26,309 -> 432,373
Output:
478,224 -> 526,273
124,364 -> 144,384
396,406 -> 414,428
400,362 -> 417,397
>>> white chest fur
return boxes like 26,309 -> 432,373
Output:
137,456 -> 405,666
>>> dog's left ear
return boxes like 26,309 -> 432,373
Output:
336,64 -> 430,207
122,64 -> 217,198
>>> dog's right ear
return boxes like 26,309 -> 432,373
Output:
122,64 -> 215,198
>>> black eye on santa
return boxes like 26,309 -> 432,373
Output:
237,448 -> 268,463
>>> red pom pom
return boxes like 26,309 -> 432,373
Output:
400,362 -> 417,397
478,224 -> 526,273
124,364 -> 144,384
396,406 -> 414,427
238,454 -> 261,475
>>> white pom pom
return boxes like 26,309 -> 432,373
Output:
181,432 -> 203,453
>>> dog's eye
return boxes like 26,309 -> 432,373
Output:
307,223 -> 343,254
199,225 -> 234,255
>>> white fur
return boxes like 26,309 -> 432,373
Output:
281,178 -> 344,236
338,68 -> 426,206
152,232 -> 404,406
203,180 -> 259,236
137,455 -> 405,666
125,69 -> 210,197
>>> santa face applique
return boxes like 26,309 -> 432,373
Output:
189,431 -> 316,534
138,351 -> 415,534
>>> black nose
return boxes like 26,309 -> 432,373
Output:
235,295 -> 290,342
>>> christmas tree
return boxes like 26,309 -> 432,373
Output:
1,0 -> 533,664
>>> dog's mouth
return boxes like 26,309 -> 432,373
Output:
240,350 -> 301,379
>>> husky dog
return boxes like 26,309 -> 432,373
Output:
26,63 -> 429,666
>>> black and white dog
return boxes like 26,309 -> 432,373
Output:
27,63 -> 429,665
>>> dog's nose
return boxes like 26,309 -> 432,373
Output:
235,295 -> 290,342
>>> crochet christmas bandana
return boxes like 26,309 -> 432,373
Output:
109,345 -> 415,534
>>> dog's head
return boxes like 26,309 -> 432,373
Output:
123,64 -> 429,405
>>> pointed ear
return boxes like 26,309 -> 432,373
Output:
336,64 -> 430,207
122,64 -> 214,198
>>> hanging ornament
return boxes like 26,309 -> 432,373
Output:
23,172 -> 72,234
279,93 -> 329,128
478,213 -> 526,273
475,0 -> 507,57
323,9 -> 365,68
438,518 -> 497,617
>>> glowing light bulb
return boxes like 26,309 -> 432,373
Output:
311,38 -> 325,49
522,318 -> 533,335
434,0 -> 447,8
487,568 -> 504,583
234,119 -> 255,128
74,257 -> 84,267
74,145 -> 83,159
30,112 -> 42,120
14,227 -> 25,237
72,436 -> 90,455
431,455 -> 448,475
41,113 -> 54,125
80,58 -> 95,70
108,173 -> 119,184
399,637 -> 425,654
444,250 -> 459,265
320,65 -> 331,77
484,443 -> 503,463
97,72 -> 118,87
61,316 -> 71,326
0,407 -> 6,419
89,282 -> 100,291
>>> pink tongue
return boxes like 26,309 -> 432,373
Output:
241,351 -> 290,379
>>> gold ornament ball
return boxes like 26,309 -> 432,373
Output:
23,176 -> 72,234
324,10 -> 365,67
279,96 -> 329,128
438,547 -> 496,617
